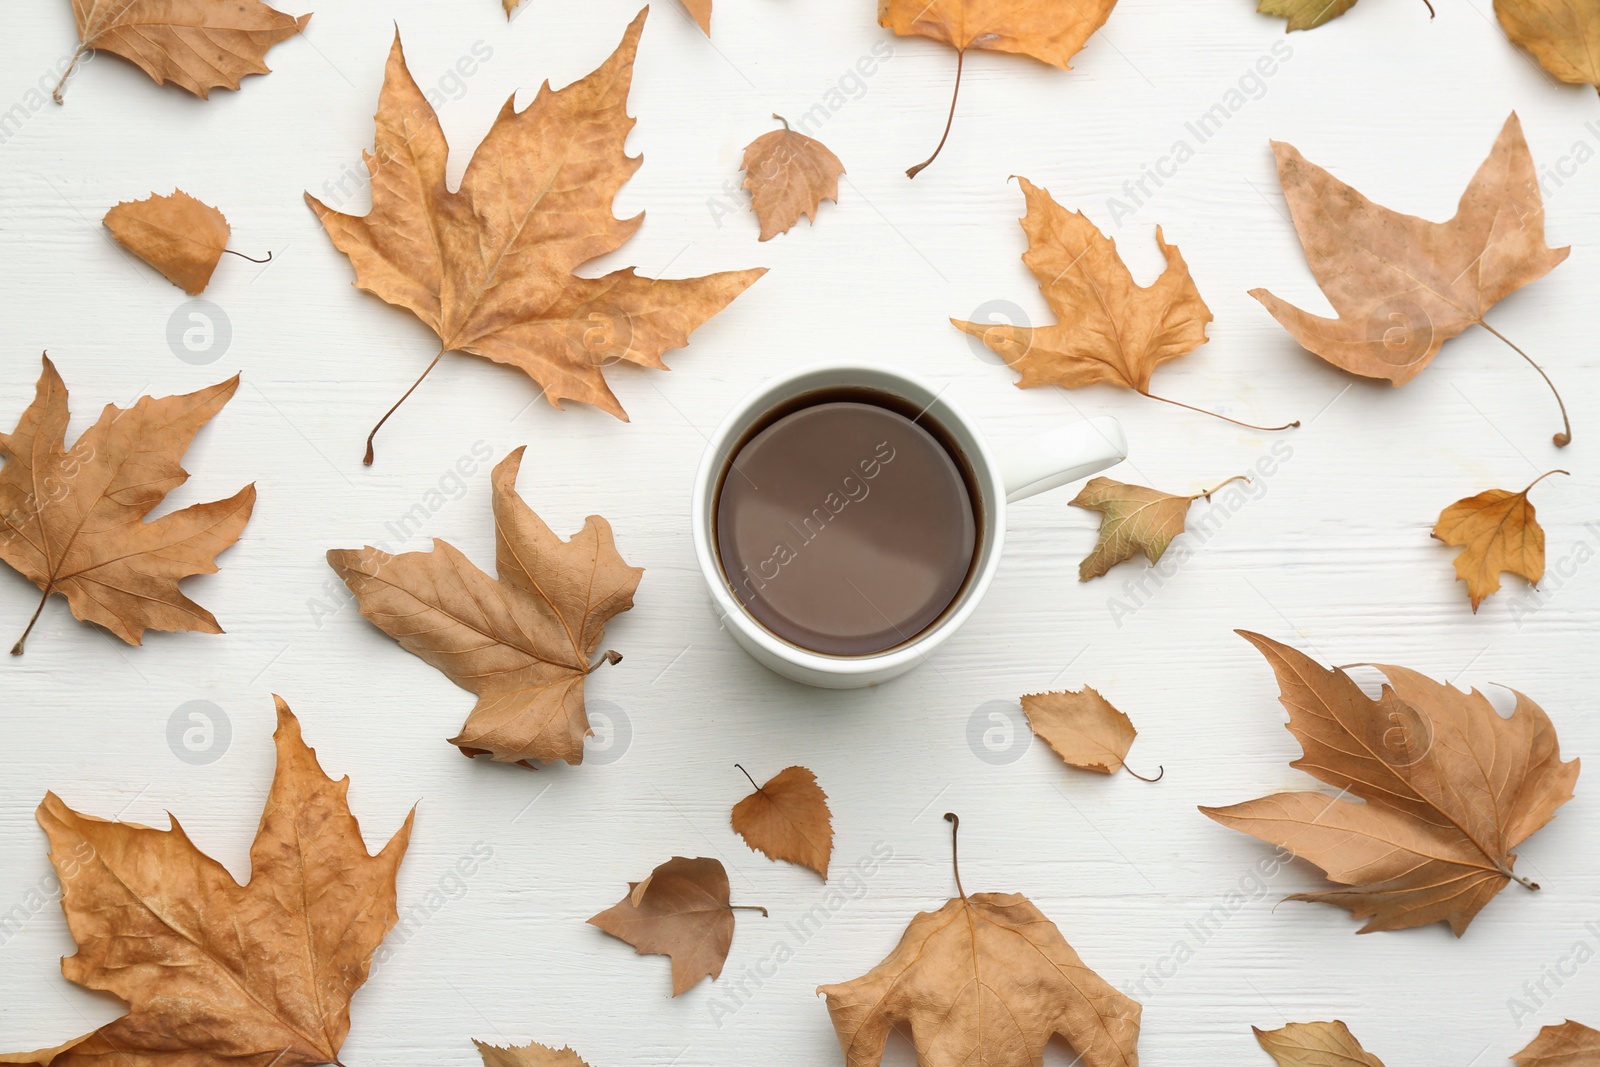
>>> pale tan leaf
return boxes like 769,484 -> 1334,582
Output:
741,118 -> 845,241
104,190 -> 231,295
681,0 -> 712,34
62,0 -> 309,101
1201,631 -> 1579,934
0,699 -> 413,1067
327,447 -> 642,766
1022,687 -> 1148,776
731,765 -> 834,878
1495,1 -> 1600,90
0,354 -> 256,653
1256,0 -> 1360,31
1254,1021 -> 1387,1067
306,10 -> 764,459
475,1039 -> 594,1067
588,857 -> 741,997
1432,470 -> 1564,610
1069,475 -> 1247,581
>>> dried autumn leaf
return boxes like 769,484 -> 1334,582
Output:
879,0 -> 1118,177
327,447 -> 641,767
1256,0 -> 1360,30
818,813 -> 1141,1067
0,354 -> 256,654
681,0 -> 713,34
1250,112 -> 1573,446
55,0 -> 309,103
1433,469 -> 1566,611
0,698 -> 413,1067
1514,1021 -> 1600,1067
589,856 -> 764,996
1070,474 -> 1248,581
1495,1 -> 1600,93
741,115 -> 845,241
476,1040 -> 594,1067
104,190 -> 230,295
954,179 -> 1292,432
307,9 -> 764,463
1021,687 -> 1160,781
1254,1021 -> 1387,1067
731,764 -> 834,878
1201,631 -> 1580,935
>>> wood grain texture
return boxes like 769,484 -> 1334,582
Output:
1,1 -> 1598,1066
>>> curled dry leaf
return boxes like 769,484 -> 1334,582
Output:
476,1040 -> 594,1067
1254,1021 -> 1387,1067
731,764 -> 834,878
55,0 -> 309,103
818,814 -> 1141,1067
1256,0 -> 1360,30
1514,1021 -> 1600,1067
1495,1 -> 1600,93
0,355 -> 255,654
104,190 -> 231,295
1070,474 -> 1249,581
306,9 -> 765,463
326,447 -> 642,767
1250,112 -> 1573,447
0,699 -> 413,1067
879,1 -> 1117,177
741,116 -> 845,241
1433,469 -> 1566,611
1021,687 -> 1160,781
1202,631 -> 1580,935
589,856 -> 763,996
953,179 -> 1292,432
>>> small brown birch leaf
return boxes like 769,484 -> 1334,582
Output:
1254,1021 -> 1388,1067
1021,688 -> 1158,780
104,190 -> 231,295
731,764 -> 834,878
741,117 -> 845,241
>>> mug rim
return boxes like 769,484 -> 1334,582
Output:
690,362 -> 1008,679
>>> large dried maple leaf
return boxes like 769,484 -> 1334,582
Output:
1202,631 -> 1580,935
954,179 -> 1291,432
1432,469 -> 1566,611
818,814 -> 1140,1067
879,1 -> 1118,176
0,354 -> 256,654
1250,112 -> 1573,446
307,9 -> 764,463
0,698 -> 413,1067
326,447 -> 642,766
55,0 -> 309,103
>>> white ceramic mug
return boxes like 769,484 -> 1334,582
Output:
690,363 -> 1127,688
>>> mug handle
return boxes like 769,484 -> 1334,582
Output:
995,416 -> 1128,503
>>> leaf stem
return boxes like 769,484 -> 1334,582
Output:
728,904 -> 770,916
1189,474 -> 1250,501
221,248 -> 273,264
52,45 -> 87,104
365,348 -> 445,465
944,812 -> 967,903
1141,391 -> 1300,433
1478,319 -> 1571,447
1511,870 -> 1540,891
1421,0 -> 1435,16
772,113 -> 790,132
585,650 -> 622,674
907,49 -> 964,180
734,763 -> 762,793
11,583 -> 52,655
1519,469 -> 1569,497
1123,762 -> 1165,783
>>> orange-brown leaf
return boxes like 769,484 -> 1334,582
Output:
476,1040 -> 594,1067
1021,687 -> 1138,775
306,10 -> 764,427
1432,471 -> 1564,611
104,190 -> 231,295
953,177 -> 1212,396
588,857 -> 739,996
878,0 -> 1116,66
327,447 -> 642,766
1254,1021 -> 1387,1067
64,0 -> 309,100
741,121 -> 845,241
1495,1 -> 1600,91
1201,631 -> 1579,934
0,699 -> 413,1067
1513,1020 -> 1600,1067
681,0 -> 713,34
0,355 -> 256,653
731,765 -> 834,878
1249,113 -> 1567,388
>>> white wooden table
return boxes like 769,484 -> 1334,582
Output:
2,1 -> 1598,1064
